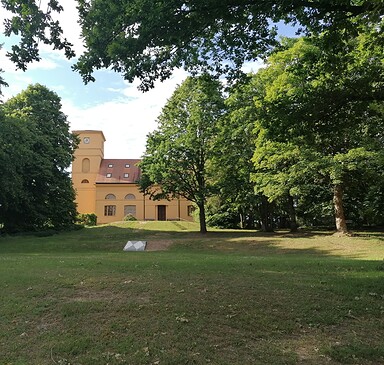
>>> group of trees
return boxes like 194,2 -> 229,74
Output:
0,84 -> 78,233
140,22 -> 384,234
1,1 -> 383,234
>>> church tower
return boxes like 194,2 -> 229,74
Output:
72,130 -> 106,214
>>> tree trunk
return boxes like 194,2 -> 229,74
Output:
333,184 -> 348,234
239,212 -> 244,229
260,196 -> 274,232
198,202 -> 207,234
287,194 -> 298,233
245,212 -> 255,229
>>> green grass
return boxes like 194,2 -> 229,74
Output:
1,222 -> 384,364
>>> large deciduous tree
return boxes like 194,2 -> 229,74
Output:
2,1 -> 382,90
139,75 -> 225,233
1,84 -> 78,232
250,29 -> 384,234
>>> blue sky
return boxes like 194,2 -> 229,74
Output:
0,1 -> 297,159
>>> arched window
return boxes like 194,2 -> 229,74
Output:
124,194 -> 136,200
81,179 -> 89,184
82,158 -> 90,173
105,194 -> 116,200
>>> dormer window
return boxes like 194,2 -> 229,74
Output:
108,164 -> 113,168
124,173 -> 129,178
125,164 -> 130,168
106,173 -> 112,178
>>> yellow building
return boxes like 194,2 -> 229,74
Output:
72,130 -> 194,224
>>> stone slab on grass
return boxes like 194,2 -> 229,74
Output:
123,241 -> 147,251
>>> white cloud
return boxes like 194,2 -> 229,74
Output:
53,0 -> 85,55
63,69 -> 189,159
1,5 -> 188,156
241,59 -> 266,74
0,46 -> 60,73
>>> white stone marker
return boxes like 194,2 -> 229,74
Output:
123,241 -> 147,251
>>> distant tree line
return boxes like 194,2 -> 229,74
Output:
0,84 -> 78,233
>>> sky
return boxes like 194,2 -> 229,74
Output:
0,1 -> 296,159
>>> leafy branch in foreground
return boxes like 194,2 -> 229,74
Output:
2,0 -> 383,90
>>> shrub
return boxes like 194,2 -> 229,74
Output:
123,214 -> 137,221
76,213 -> 97,226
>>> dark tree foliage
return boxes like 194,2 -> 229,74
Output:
0,84 -> 78,233
0,111 -> 30,230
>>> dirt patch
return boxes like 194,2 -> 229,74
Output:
145,240 -> 172,251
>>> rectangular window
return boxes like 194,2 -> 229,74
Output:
124,173 -> 129,178
104,205 -> 116,216
108,164 -> 113,168
124,205 -> 136,217
125,164 -> 130,168
106,173 -> 112,178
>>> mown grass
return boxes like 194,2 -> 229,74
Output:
0,222 -> 383,365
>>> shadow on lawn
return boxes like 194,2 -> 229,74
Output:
1,222 -> 383,260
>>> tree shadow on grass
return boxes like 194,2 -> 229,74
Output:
1,222 -> 383,261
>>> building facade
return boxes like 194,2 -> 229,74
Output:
72,130 -> 194,224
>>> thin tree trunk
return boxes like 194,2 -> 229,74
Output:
239,212 -> 244,229
245,212 -> 255,229
198,202 -> 207,234
260,195 -> 274,232
287,194 -> 298,233
333,184 -> 348,234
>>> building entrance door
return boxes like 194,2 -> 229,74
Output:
158,205 -> 166,221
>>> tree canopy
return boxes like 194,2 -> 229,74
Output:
2,0 -> 383,90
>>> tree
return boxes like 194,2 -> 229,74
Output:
139,75 -> 225,233
210,75 -> 275,231
1,84 -> 78,232
252,138 -> 311,233
2,1 -> 382,90
0,111 -> 30,230
250,31 -> 384,234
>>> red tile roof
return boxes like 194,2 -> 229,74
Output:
96,159 -> 141,184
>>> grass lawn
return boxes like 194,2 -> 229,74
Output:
0,221 -> 383,365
